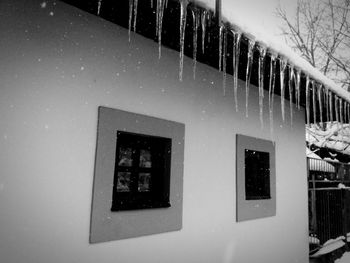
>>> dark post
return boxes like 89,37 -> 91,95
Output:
342,188 -> 348,248
215,0 -> 221,24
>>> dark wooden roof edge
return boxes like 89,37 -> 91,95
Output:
58,0 -> 350,125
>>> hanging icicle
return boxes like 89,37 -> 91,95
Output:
151,0 -> 153,9
305,75 -> 310,126
128,0 -> 134,42
222,26 -> 228,95
156,0 -> 166,58
178,0 -> 189,81
201,10 -> 207,54
317,84 -> 323,125
133,0 -> 139,32
268,52 -> 277,135
295,68 -> 301,110
97,0 -> 102,16
324,87 -> 329,123
279,58 -> 287,122
257,44 -> 266,128
311,80 -> 317,124
329,91 -> 333,124
245,37 -> 255,117
231,29 -> 241,112
191,8 -> 200,79
340,98 -> 344,125
288,64 -> 295,126
207,12 -> 212,44
335,96 -> 339,124
344,102 -> 348,124
218,23 -> 224,72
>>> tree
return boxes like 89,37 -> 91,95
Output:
277,0 -> 350,89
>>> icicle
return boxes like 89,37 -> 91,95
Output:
231,30 -> 241,112
257,44 -> 266,128
317,84 -> 323,125
329,91 -> 333,124
207,12 -> 212,44
165,0 -> 168,8
245,37 -> 255,117
295,68 -> 301,110
201,10 -> 207,54
335,96 -> 339,124
128,0 -> 134,42
279,58 -> 287,122
133,0 -> 139,32
340,98 -> 344,124
156,0 -> 166,58
191,8 -> 200,79
268,52 -> 277,135
178,0 -> 189,81
222,27 -> 227,95
288,65 -> 295,126
218,24 -> 224,72
325,87 -> 329,123
305,75 -> 310,126
311,80 -> 316,124
344,102 -> 348,124
97,0 -> 102,16
151,0 -> 153,9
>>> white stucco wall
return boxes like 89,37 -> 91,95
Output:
0,0 -> 308,262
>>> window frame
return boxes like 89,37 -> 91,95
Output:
90,107 -> 184,243
236,134 -> 276,222
111,131 -> 172,211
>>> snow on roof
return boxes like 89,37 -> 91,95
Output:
310,236 -> 346,258
306,147 -> 322,159
307,148 -> 336,172
195,0 -> 350,103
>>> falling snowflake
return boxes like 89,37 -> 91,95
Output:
40,2 -> 47,8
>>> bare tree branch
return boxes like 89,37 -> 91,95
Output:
277,0 -> 350,88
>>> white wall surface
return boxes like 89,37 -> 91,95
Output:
0,0 -> 308,262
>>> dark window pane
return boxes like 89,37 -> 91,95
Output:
117,172 -> 131,192
118,147 -> 133,166
140,149 -> 152,168
138,172 -> 151,192
112,131 -> 172,211
245,149 -> 270,200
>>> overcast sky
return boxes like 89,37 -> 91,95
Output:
222,0 -> 298,38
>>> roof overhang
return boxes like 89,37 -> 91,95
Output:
59,0 -> 350,125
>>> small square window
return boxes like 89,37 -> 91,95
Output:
236,134 -> 276,222
111,131 -> 172,211
245,149 -> 271,200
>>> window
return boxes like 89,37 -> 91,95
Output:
245,149 -> 271,200
236,134 -> 276,222
111,131 -> 172,211
90,107 -> 184,243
